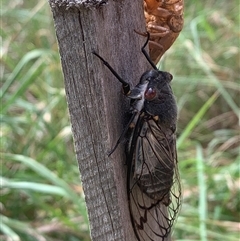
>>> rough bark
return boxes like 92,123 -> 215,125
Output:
48,0 -> 150,240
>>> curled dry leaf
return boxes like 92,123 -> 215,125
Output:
144,0 -> 184,63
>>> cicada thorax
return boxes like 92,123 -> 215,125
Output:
144,0 -> 184,63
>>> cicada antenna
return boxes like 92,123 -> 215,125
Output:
134,30 -> 158,70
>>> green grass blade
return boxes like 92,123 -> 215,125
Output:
1,49 -> 50,99
1,177 -> 69,196
177,91 -> 219,149
196,144 -> 207,241
186,19 -> 239,116
0,222 -> 21,241
0,215 -> 46,241
2,58 -> 46,113
2,153 -> 88,224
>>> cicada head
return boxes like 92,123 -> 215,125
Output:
140,70 -> 177,126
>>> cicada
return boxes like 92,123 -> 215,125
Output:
93,33 -> 181,241
144,0 -> 184,64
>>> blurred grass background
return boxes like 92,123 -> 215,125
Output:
1,0 -> 239,241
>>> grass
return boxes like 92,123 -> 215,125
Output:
1,0 -> 239,240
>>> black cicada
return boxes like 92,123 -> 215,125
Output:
93,32 -> 181,241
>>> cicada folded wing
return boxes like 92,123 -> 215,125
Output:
144,0 -> 184,63
128,116 -> 181,241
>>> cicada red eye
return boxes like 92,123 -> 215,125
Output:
145,87 -> 156,100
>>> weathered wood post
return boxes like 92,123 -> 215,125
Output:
48,0 -> 150,240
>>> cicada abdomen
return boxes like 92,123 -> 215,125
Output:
93,33 -> 181,241
144,0 -> 184,64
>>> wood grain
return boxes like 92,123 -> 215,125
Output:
49,1 -> 149,240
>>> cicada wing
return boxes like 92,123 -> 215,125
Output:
128,117 -> 181,241
129,182 -> 172,241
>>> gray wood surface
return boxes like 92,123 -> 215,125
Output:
49,0 -> 151,240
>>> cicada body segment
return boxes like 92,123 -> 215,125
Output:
144,0 -> 184,63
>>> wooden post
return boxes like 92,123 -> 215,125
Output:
48,0 -> 150,240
